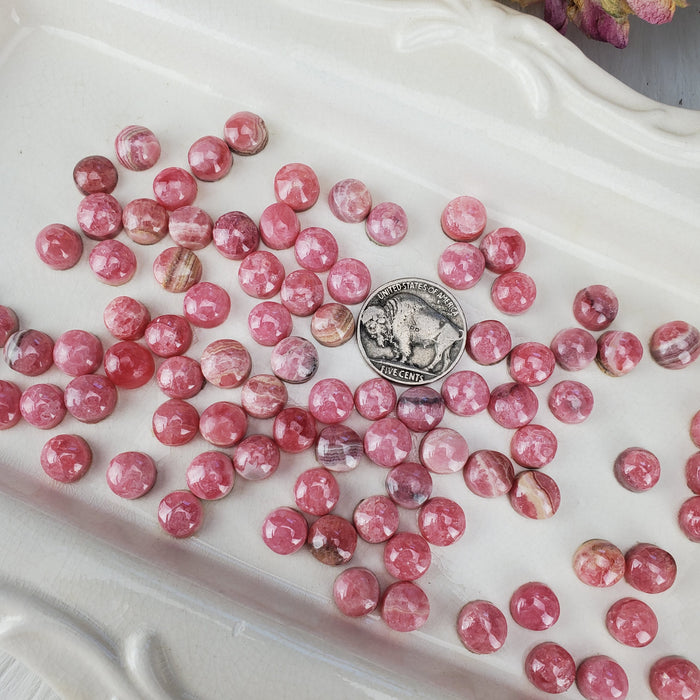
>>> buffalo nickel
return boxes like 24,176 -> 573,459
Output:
357,278 -> 467,386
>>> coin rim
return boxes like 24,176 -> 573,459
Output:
356,277 -> 467,386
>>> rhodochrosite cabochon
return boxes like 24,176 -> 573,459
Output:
1,105 -> 697,700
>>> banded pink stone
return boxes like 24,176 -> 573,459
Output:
509,470 -> 560,519
573,539 -> 625,587
328,179 -> 372,223
381,581 -> 430,632
573,285 -> 618,331
649,320 -> 700,369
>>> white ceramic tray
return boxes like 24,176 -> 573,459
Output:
1,1 -> 700,698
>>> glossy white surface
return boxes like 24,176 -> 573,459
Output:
1,1 -> 699,698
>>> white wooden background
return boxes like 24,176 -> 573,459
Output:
562,8 -> 699,109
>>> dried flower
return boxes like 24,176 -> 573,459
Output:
567,0 -> 630,47
512,0 -> 686,46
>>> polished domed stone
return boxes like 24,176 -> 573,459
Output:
328,179 -> 372,223
233,434 -> 280,481
115,125 -> 161,171
381,581 -> 430,632
270,336 -> 318,384
648,656 -> 700,700
524,643 -> 576,694
122,198 -> 169,245
396,386 -> 445,432
153,166 -> 197,210
145,315 -> 192,357
151,399 -> 199,446
307,514 -> 357,566
480,227 -> 526,273
457,600 -> 508,654
186,451 -> 235,500
649,320 -> 700,369
35,223 -> 83,270
364,417 -> 412,468
73,155 -> 118,195
40,434 -> 92,483
223,111 -> 268,155
19,383 -> 66,429
240,374 -> 287,419
365,201 -> 408,246
274,162 -> 320,212
624,542 -> 676,594
417,497 -> 465,546
383,531 -> 431,581
153,247 -> 202,293
103,340 -> 155,389
466,320 -> 512,365
200,339 -> 251,389
550,327 -> 597,371
106,451 -> 157,499
573,539 -> 625,588
440,195 -> 486,242
509,471 -> 560,519
157,491 -> 203,538
316,424 -> 363,472
596,330 -> 643,376
188,135 -> 232,182
310,303 -> 355,347
353,495 -> 399,544
510,424 -> 557,469
333,567 -> 380,617
308,378 -> 354,424
168,205 -> 213,250
463,450 -> 514,498
103,296 -> 151,341
419,427 -> 469,474
64,374 -> 117,424
293,467 -> 340,516
573,284 -> 618,331
605,597 -> 658,648
261,507 -> 308,555
53,329 -> 103,377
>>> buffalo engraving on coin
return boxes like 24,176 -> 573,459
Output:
357,278 -> 467,385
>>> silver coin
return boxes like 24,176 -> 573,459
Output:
357,277 -> 467,386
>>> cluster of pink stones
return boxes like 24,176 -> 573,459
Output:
1,116 -> 700,699
261,377 -> 474,632
428,198 -> 698,694
437,196 -> 533,313
2,115 -> 287,539
680,413 -> 700,543
564,536 -> 686,690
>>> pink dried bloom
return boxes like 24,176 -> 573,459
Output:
545,0 -> 569,30
626,0 -> 678,23
567,0 -> 630,47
